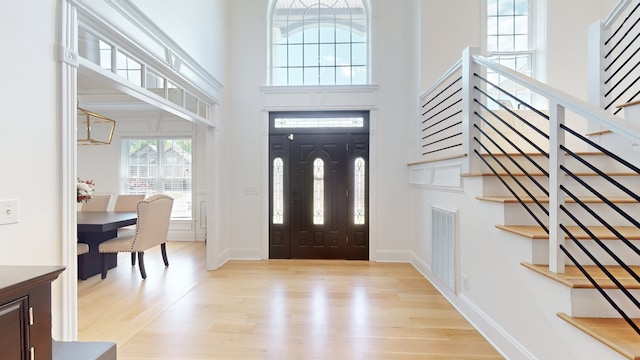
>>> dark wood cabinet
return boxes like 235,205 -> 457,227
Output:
0,266 -> 65,360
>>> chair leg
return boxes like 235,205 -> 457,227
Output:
137,252 -> 147,279
101,253 -> 108,279
131,252 -> 136,266
161,243 -> 169,266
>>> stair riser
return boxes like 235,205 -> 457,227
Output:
482,175 -> 640,198
530,239 -> 640,266
571,288 -> 640,318
502,202 -> 640,227
480,154 -> 639,175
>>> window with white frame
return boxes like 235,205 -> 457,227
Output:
77,26 -> 212,120
486,0 -> 533,109
270,0 -> 368,85
120,138 -> 192,219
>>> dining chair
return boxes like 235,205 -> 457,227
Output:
77,243 -> 89,256
113,194 -> 145,239
80,194 -> 112,212
98,194 -> 174,279
113,194 -> 145,212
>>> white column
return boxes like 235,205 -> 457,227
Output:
57,0 -> 79,340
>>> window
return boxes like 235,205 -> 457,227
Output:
120,138 -> 192,219
486,0 -> 533,108
270,0 -> 368,85
273,157 -> 284,224
354,157 -> 365,225
77,26 -> 212,120
313,158 -> 324,224
116,50 -> 143,87
274,116 -> 364,128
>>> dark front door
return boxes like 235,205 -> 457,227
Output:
269,111 -> 369,260
290,134 -> 348,258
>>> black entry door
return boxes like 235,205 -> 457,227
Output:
269,130 -> 369,260
290,134 -> 348,258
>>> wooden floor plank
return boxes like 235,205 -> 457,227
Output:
78,242 -> 504,359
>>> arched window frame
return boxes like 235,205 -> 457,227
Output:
268,0 -> 371,86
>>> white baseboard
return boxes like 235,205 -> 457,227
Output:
410,251 -> 535,360
229,247 -> 263,260
374,249 -> 412,262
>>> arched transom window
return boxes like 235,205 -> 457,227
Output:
270,0 -> 368,86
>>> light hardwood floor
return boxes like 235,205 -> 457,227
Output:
78,242 -> 503,359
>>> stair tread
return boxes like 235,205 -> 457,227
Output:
478,196 -> 638,204
557,313 -> 640,360
521,262 -> 640,289
497,225 -> 640,240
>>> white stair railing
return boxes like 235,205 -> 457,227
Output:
419,46 -> 640,273
588,0 -> 640,116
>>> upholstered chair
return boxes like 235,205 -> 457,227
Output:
113,194 -> 145,212
98,194 -> 173,279
113,194 -> 145,240
77,243 -> 89,256
80,194 -> 112,212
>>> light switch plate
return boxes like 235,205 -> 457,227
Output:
244,186 -> 259,195
0,199 -> 18,225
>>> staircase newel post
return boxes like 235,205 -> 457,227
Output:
587,20 -> 606,111
549,101 -> 565,273
461,46 -> 481,174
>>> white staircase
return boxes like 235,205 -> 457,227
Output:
473,139 -> 640,358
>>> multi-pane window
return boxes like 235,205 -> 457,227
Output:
486,0 -> 533,108
77,27 -> 212,120
271,0 -> 368,85
116,50 -> 143,87
120,138 -> 192,219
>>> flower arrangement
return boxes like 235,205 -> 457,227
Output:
77,178 -> 95,203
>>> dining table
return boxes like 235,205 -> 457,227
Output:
77,211 -> 137,280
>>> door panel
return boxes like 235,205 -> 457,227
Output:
348,134 -> 369,259
269,135 -> 291,258
291,134 -> 348,259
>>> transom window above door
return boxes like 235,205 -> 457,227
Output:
270,0 -> 369,86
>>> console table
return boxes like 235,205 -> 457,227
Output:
0,265 -> 65,360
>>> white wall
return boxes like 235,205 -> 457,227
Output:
371,0 -> 419,259
544,0 -> 619,100
0,1 -> 60,264
0,0 -> 65,338
222,0 -> 418,261
420,0 -> 483,91
131,0 -> 227,83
